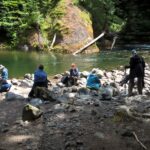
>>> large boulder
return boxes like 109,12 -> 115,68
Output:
51,1 -> 99,53
22,104 -> 43,121
34,87 -> 56,101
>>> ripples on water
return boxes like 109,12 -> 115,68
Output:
0,50 -> 150,78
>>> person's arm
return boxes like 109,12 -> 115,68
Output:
70,69 -> 73,76
126,57 -> 134,69
75,68 -> 79,77
141,57 -> 145,68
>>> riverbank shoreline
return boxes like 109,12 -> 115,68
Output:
1,66 -> 150,150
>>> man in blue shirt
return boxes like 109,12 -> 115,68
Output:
28,64 -> 48,98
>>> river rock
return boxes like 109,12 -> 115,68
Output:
34,86 -> 56,101
80,71 -> 89,78
94,132 -> 105,139
24,73 -> 33,80
104,72 -> 112,78
54,74 -> 63,79
77,78 -> 87,86
29,98 -> 43,106
57,82 -> 65,88
22,104 -> 43,121
20,79 -> 33,87
113,88 -> 120,96
99,85 -> 113,100
92,68 -> 104,78
78,87 -> 90,95
11,78 -> 20,85
71,86 -> 78,92
6,91 -> 25,100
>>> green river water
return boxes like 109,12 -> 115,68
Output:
0,50 -> 150,78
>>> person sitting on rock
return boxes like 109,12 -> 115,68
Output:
61,63 -> 79,86
86,70 -> 101,90
125,50 -> 145,96
28,64 -> 48,98
0,64 -> 11,93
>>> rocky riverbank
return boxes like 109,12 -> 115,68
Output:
0,65 -> 150,150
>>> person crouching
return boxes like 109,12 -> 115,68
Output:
28,64 -> 48,98
0,64 -> 11,93
61,63 -> 79,86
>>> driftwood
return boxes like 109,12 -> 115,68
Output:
50,33 -> 57,49
132,132 -> 147,150
116,105 -> 150,122
73,31 -> 105,55
110,36 -> 117,50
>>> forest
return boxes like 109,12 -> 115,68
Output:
0,0 -> 149,51
1,1 -> 150,150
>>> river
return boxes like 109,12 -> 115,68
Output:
0,50 -> 150,78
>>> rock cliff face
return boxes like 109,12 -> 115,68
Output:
53,0 -> 99,53
27,0 -> 99,53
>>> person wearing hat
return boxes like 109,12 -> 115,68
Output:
125,50 -> 145,96
0,64 -> 11,93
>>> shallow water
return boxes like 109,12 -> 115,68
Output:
0,50 -> 150,78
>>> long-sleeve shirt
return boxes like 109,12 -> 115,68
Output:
70,68 -> 79,77
34,69 -> 47,83
1,68 -> 8,80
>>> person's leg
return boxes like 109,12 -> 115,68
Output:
28,83 -> 37,97
128,78 -> 134,96
62,76 -> 69,86
137,77 -> 143,95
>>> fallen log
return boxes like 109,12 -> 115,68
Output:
50,33 -> 57,49
132,132 -> 147,150
73,31 -> 105,55
110,36 -> 118,50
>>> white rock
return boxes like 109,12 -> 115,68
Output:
11,78 -> 20,85
20,79 -> 33,87
57,82 -> 65,88
80,71 -> 89,78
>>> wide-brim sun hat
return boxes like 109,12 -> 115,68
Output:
0,64 -> 4,70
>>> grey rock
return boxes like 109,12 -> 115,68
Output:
24,73 -> 33,80
78,87 -> 90,95
94,132 -> 105,139
6,92 -> 25,100
80,71 -> 89,78
20,79 -> 33,87
22,104 -> 43,121
91,109 -> 97,116
11,78 -> 20,85
53,74 -> 63,79
57,82 -> 65,88
29,98 -> 43,106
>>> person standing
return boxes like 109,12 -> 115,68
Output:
125,50 -> 145,96
28,64 -> 48,98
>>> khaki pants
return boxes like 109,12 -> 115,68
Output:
128,77 -> 143,96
